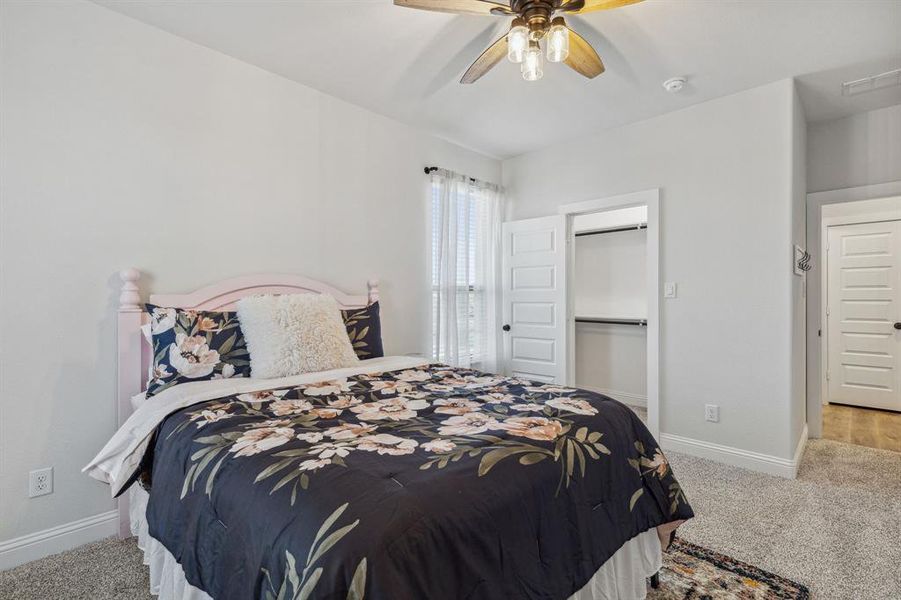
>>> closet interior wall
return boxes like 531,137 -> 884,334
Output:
573,209 -> 648,407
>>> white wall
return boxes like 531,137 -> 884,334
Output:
789,85 -> 807,453
575,323 -> 647,404
504,79 -> 801,460
808,104 -> 901,194
574,230 -> 647,318
0,0 -> 500,551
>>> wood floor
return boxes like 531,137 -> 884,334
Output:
822,403 -> 901,452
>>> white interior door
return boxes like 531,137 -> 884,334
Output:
501,216 -> 567,383
827,220 -> 901,412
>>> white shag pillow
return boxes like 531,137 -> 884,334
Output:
236,294 -> 359,379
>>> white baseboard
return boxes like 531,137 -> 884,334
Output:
582,386 -> 647,408
661,423 -> 808,479
0,510 -> 118,571
792,423 -> 809,473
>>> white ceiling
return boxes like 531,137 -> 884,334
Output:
797,56 -> 901,124
95,0 -> 901,158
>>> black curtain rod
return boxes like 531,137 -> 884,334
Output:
575,223 -> 647,238
424,166 -> 478,184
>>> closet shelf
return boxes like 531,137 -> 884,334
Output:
575,316 -> 647,326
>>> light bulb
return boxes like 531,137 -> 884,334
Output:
546,18 -> 569,63
521,41 -> 544,81
507,19 -> 528,64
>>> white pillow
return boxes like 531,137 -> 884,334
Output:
236,294 -> 359,379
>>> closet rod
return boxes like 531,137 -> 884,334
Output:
575,317 -> 647,326
575,223 -> 647,237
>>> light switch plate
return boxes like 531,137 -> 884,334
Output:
664,282 -> 677,298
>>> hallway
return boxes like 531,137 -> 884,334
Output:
823,403 -> 901,452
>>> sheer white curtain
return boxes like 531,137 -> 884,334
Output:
430,169 -> 504,371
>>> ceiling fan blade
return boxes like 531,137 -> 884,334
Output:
394,0 -> 512,16
563,27 -> 605,78
559,0 -> 643,14
460,33 -> 508,84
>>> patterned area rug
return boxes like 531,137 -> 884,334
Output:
650,538 -> 810,599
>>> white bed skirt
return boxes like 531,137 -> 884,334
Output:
130,486 -> 660,600
131,486 -> 212,600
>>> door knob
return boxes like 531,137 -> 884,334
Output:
502,324 -> 511,332
894,322 -> 901,330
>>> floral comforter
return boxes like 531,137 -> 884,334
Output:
138,363 -> 693,600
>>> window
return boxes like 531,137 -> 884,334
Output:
429,170 -> 503,369
431,189 -> 483,364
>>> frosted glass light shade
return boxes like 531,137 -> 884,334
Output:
522,41 -> 543,81
547,21 -> 569,63
507,23 -> 528,63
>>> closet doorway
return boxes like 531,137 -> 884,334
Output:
571,207 -> 648,409
561,189 -> 660,436
499,190 -> 660,436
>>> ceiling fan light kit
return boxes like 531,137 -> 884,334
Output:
395,0 -> 644,84
508,16 -> 568,81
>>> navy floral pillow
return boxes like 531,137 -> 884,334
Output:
145,304 -> 251,398
341,302 -> 384,359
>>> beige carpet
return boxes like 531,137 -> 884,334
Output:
1,438 -> 898,599
672,439 -> 901,600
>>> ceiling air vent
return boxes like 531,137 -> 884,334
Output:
842,68 -> 901,96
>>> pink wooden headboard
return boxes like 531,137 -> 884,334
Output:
115,268 -> 378,537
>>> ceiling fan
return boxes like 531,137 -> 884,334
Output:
394,0 -> 643,83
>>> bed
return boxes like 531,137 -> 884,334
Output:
85,270 -> 692,600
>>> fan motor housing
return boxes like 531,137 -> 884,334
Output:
512,0 -> 557,37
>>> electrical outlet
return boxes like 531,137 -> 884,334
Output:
29,467 -> 53,498
704,404 -> 719,423
664,282 -> 677,298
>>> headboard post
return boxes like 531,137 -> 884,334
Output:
117,268 -> 143,539
368,279 -> 380,304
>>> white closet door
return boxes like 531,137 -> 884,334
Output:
501,216 -> 567,383
827,220 -> 901,412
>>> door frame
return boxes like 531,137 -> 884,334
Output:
558,189 -> 661,438
820,197 -> 901,412
807,181 -> 901,438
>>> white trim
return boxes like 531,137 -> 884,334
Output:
661,423 -> 808,479
0,510 -> 118,571
580,386 -> 647,408
557,189 -> 659,217
822,205 -> 901,228
806,181 -> 901,438
808,181 -> 901,206
793,423 -> 809,473
558,189 -> 660,439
